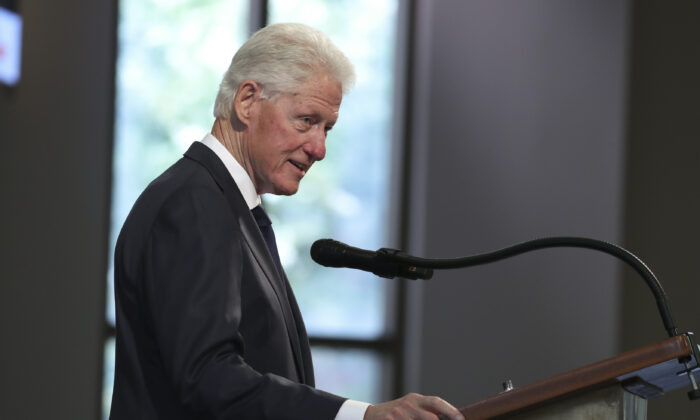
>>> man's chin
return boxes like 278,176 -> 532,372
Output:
271,182 -> 300,196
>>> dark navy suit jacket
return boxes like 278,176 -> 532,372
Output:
110,142 -> 344,419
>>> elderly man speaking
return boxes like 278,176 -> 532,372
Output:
110,23 -> 463,420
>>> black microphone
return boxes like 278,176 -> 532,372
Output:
310,239 -> 433,280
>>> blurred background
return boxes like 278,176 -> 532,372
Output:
1,0 -> 699,418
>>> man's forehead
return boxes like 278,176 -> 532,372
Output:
292,74 -> 342,103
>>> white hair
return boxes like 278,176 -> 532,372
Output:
213,23 -> 355,119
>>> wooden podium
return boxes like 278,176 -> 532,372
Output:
456,333 -> 699,419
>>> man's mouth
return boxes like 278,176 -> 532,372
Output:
289,160 -> 309,174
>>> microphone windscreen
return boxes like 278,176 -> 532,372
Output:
310,239 -> 347,267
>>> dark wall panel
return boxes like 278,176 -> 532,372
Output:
0,2 -> 115,419
622,1 -> 700,418
406,0 -> 629,406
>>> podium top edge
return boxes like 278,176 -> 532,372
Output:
459,334 -> 693,419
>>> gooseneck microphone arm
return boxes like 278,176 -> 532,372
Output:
312,236 -> 678,338
392,237 -> 676,338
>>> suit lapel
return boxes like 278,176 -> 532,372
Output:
184,142 -> 308,384
284,278 -> 316,387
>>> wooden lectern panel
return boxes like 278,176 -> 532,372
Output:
458,334 -> 694,419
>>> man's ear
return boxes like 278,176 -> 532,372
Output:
232,80 -> 263,127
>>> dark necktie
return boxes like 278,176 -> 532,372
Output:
251,205 -> 286,283
251,205 -> 308,383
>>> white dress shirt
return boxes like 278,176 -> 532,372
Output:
200,133 -> 370,420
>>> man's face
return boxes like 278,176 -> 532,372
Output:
244,73 -> 342,196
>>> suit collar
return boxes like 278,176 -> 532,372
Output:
199,133 -> 261,209
184,141 -> 238,196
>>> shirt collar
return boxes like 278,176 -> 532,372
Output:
200,133 -> 261,210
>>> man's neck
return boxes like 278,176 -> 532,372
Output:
211,118 -> 254,187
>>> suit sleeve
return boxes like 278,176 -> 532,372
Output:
143,185 -> 345,419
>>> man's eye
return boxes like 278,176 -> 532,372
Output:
301,117 -> 312,125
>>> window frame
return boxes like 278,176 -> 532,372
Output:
102,0 -> 414,413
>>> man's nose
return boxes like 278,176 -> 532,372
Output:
304,128 -> 326,161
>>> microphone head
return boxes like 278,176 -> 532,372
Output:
310,239 -> 348,267
311,239 -> 433,280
